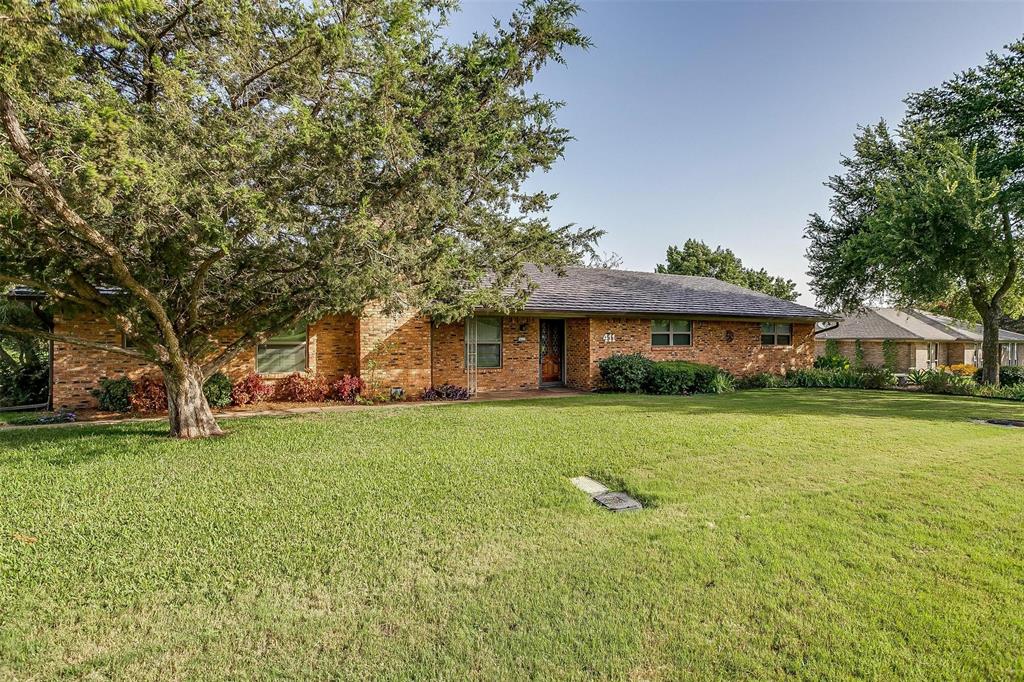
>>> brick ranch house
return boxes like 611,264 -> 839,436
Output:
32,267 -> 831,409
815,307 -> 1024,371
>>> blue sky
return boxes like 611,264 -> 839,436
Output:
445,1 -> 1023,304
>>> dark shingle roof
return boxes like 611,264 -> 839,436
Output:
817,307 -> 1024,342
503,266 -> 830,320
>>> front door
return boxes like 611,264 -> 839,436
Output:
539,319 -> 564,385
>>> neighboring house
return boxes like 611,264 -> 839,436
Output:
18,266 -> 831,409
815,307 -> 1024,371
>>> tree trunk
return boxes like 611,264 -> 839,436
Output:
980,309 -> 1002,386
163,363 -> 223,438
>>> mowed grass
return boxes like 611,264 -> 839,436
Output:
1,391 -> 1023,680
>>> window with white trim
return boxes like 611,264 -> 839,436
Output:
256,324 -> 308,374
466,317 -> 502,369
761,323 -> 792,346
652,320 -> 692,346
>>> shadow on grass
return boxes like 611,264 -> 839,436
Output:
0,422 -> 173,467
468,389 -> 1024,425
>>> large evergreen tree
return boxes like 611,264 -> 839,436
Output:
0,0 -> 598,436
806,40 -> 1024,384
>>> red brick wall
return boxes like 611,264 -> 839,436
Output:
564,318 -> 592,390
358,305 -> 432,396
52,311 -> 818,407
573,318 -> 816,389
431,316 -> 540,392
815,339 -> 919,372
52,315 -> 159,410
52,314 -> 360,409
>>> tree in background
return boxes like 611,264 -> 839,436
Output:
584,250 -> 623,269
0,299 -> 49,407
806,41 -> 1023,385
0,0 -> 598,436
655,239 -> 798,301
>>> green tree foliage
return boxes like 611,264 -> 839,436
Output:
0,0 -> 598,436
806,41 -> 1024,385
0,299 -> 49,406
655,239 -> 798,301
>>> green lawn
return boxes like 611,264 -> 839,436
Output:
1,391 -> 1022,680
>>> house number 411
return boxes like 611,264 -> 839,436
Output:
602,332 -> 616,343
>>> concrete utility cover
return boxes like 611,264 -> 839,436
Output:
985,418 -> 1024,428
570,476 -> 609,496
593,491 -> 643,513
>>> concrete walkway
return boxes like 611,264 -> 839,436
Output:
1,387 -> 587,431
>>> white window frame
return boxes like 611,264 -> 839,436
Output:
926,342 -> 939,369
465,317 -> 502,369
761,322 -> 792,347
256,324 -> 308,374
651,320 -> 692,347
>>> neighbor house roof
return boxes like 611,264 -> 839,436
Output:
502,266 -> 831,320
816,307 -> 1024,343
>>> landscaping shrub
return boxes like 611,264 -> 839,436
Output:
921,370 -> 976,396
737,372 -> 785,389
814,354 -> 850,370
1000,365 -> 1024,387
231,373 -> 275,406
329,374 -> 365,403
130,376 -> 168,413
858,365 -> 897,390
785,367 -> 871,389
973,365 -> 1024,387
689,362 -> 726,393
0,358 -> 48,407
638,360 -> 726,395
276,373 -> 330,402
91,376 -> 133,412
421,384 -> 470,400
938,363 -> 976,378
906,369 -> 930,385
707,372 -> 735,394
787,368 -> 843,388
998,383 -> 1024,400
598,353 -> 653,393
203,372 -> 233,408
646,361 -> 695,394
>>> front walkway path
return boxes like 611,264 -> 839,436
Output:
1,387 -> 587,431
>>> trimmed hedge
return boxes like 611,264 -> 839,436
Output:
599,354 -> 729,395
973,365 -> 1024,387
91,376 -> 134,412
598,353 -> 652,393
203,372 -> 233,408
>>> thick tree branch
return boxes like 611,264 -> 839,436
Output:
0,275 -> 90,306
0,324 -> 150,360
993,204 -> 1019,305
0,89 -> 186,373
186,247 -> 225,327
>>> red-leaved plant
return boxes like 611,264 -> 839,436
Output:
275,373 -> 330,402
231,373 -> 275,406
130,375 -> 168,413
330,375 -> 365,403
